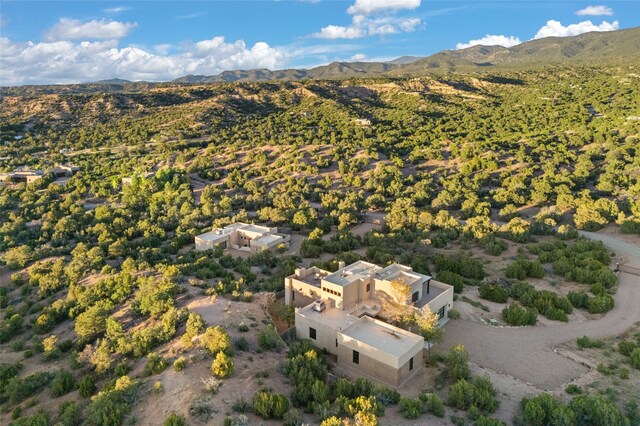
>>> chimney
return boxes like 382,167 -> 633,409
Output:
338,261 -> 346,270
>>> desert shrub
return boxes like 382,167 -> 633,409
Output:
0,361 -> 23,388
502,304 -> 537,326
505,259 -> 544,280
163,412 -> 186,426
448,376 -> 498,414
567,290 -> 589,308
11,412 -> 50,426
283,408 -> 301,426
143,352 -> 167,377
421,393 -> 445,417
569,394 -> 629,426
447,344 -> 470,380
6,371 -> 53,404
57,400 -> 81,426
619,341 -> 638,357
234,337 -> 250,351
258,324 -> 281,351
51,370 -> 76,397
476,416 -> 506,426
78,375 -> 96,398
253,392 -> 290,420
374,386 -> 400,406
232,396 -> 249,412
399,397 -> 423,419
478,285 -> 508,303
85,375 -> 138,426
173,356 -> 187,372
587,294 -> 614,314
630,348 -> 640,369
200,326 -> 231,355
576,336 -> 605,349
565,384 -> 583,394
434,253 -> 485,280
211,352 -> 235,378
436,271 -> 465,293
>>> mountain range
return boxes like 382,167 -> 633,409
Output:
1,26 -> 638,94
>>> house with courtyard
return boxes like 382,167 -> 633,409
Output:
195,222 -> 290,253
284,260 -> 454,388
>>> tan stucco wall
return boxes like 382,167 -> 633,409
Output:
336,344 -> 423,388
285,277 -> 322,306
295,311 -> 339,356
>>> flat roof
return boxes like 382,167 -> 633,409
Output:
341,316 -> 423,358
298,302 -> 357,332
254,234 -> 284,245
324,260 -> 381,287
224,222 -> 272,234
375,264 -> 430,284
195,230 -> 229,242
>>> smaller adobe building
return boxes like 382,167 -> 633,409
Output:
285,260 -> 454,388
0,170 -> 45,184
52,165 -> 80,178
195,222 -> 290,253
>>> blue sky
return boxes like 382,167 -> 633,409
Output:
0,1 -> 637,85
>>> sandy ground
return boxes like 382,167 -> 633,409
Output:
440,232 -> 640,391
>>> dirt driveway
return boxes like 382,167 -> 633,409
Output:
440,232 -> 640,390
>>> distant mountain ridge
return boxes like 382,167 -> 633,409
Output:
1,27 -> 638,94
171,27 -> 640,83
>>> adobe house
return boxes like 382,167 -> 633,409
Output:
194,222 -> 290,253
285,260 -> 454,388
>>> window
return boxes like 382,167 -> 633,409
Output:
292,291 -> 295,301
366,283 -> 370,292
335,339 -> 338,347
352,350 -> 360,365
309,327 -> 316,340
409,357 -> 414,371
412,291 -> 419,302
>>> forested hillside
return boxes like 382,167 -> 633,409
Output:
0,63 -> 639,425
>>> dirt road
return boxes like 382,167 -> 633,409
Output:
440,232 -> 640,390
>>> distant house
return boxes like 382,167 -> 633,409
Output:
195,222 -> 290,253
0,170 -> 45,184
52,165 -> 80,178
122,172 -> 155,186
354,118 -> 371,126
285,260 -> 454,388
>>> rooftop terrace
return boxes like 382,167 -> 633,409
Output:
324,260 -> 381,287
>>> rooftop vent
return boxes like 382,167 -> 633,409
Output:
312,300 -> 326,312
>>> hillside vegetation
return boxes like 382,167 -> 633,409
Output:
0,62 -> 639,425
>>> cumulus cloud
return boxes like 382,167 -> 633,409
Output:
45,18 -> 137,41
575,5 -> 613,16
456,34 -> 522,50
350,53 -> 367,61
313,15 -> 420,39
347,0 -> 420,15
533,19 -> 619,39
0,36 -> 288,86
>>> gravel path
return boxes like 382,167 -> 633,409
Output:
440,232 -> 640,390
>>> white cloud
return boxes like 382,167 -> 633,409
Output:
45,18 -> 137,41
313,15 -> 420,39
314,25 -> 365,39
103,6 -> 131,13
347,0 -> 420,15
576,5 -> 613,16
0,36 -> 289,86
350,53 -> 367,61
456,34 -> 522,50
534,19 -> 619,39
